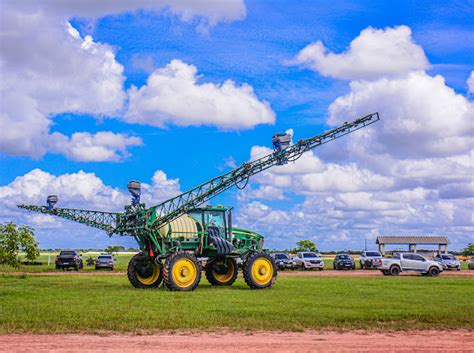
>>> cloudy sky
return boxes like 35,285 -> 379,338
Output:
1,0 -> 473,251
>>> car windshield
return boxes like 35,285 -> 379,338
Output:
337,255 -> 351,259
98,256 -> 112,259
303,253 -> 319,258
441,254 -> 455,260
366,252 -> 381,257
276,254 -> 289,260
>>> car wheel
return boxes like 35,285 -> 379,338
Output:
428,267 -> 440,277
389,266 -> 400,276
382,270 -> 390,276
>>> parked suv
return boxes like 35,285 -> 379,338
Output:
271,253 -> 296,271
333,253 -> 355,270
295,252 -> 324,270
55,250 -> 83,271
374,252 -> 443,276
95,254 -> 115,271
359,251 -> 382,269
433,253 -> 461,271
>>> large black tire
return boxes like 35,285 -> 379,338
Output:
382,270 -> 390,276
389,265 -> 401,276
205,257 -> 238,286
127,253 -> 163,289
428,267 -> 440,277
163,253 -> 201,291
243,252 -> 277,289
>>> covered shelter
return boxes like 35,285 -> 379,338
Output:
376,236 -> 450,256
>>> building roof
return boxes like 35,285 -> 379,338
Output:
376,236 -> 450,245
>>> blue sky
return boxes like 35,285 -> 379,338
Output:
1,0 -> 473,251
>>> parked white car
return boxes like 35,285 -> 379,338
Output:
294,252 -> 324,270
433,253 -> 461,271
374,252 -> 443,276
359,251 -> 382,269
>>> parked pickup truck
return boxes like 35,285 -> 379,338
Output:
55,250 -> 83,271
359,251 -> 382,269
374,253 -> 443,276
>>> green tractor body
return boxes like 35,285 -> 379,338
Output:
18,113 -> 380,291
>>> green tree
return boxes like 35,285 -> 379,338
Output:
105,245 -> 125,254
294,240 -> 317,252
0,222 -> 40,268
461,243 -> 474,256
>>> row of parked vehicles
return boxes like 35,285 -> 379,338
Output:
270,251 -> 470,275
55,250 -> 115,271
56,249 -> 473,274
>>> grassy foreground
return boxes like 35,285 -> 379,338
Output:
0,274 -> 472,333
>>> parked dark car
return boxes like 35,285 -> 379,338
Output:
333,253 -> 356,270
55,250 -> 83,271
271,253 -> 296,270
95,254 -> 115,271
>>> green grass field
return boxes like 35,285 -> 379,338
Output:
1,274 -> 472,334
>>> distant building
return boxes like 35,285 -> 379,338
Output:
376,236 -> 450,256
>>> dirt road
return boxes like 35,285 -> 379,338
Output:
1,330 -> 472,352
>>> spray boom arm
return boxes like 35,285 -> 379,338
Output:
144,113 -> 379,230
18,113 -> 379,235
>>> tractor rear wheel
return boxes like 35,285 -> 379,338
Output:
205,257 -> 238,286
127,253 -> 163,289
164,253 -> 201,291
243,252 -> 277,289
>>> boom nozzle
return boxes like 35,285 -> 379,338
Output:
127,180 -> 141,205
47,195 -> 58,210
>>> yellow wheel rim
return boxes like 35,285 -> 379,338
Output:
213,259 -> 235,283
172,258 -> 198,288
136,263 -> 160,285
252,258 -> 273,285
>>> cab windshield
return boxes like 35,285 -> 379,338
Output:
205,210 -> 226,237
441,254 -> 456,260
303,253 -> 319,258
276,254 -> 289,260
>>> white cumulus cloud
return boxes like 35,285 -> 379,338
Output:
0,168 -> 181,247
468,71 -> 474,94
49,132 -> 143,162
0,1 -> 248,160
125,60 -> 275,129
293,25 -> 429,80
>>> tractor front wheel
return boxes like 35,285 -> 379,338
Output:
127,253 -> 163,289
205,257 -> 238,286
243,252 -> 277,289
163,253 -> 201,291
